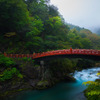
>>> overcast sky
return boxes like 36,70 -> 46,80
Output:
50,0 -> 100,32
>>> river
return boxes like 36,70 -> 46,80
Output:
9,67 -> 100,100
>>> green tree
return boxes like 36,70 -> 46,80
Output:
0,0 -> 29,34
25,17 -> 44,52
81,38 -> 92,49
48,5 -> 59,17
44,16 -> 63,36
25,0 -> 49,21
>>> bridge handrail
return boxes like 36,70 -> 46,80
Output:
3,49 -> 100,59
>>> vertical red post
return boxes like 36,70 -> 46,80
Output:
4,52 -> 6,56
70,48 -> 72,54
27,54 -> 29,58
10,54 -> 12,57
16,54 -> 18,58
33,53 -> 35,58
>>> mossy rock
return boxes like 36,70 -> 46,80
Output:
36,80 -> 49,89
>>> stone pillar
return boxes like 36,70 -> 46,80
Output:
40,60 -> 45,80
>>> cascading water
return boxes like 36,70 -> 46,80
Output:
9,67 -> 100,100
73,67 -> 100,82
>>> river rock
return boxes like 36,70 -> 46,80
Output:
11,82 -> 21,89
98,70 -> 100,73
80,74 -> 83,76
36,80 -> 49,89
64,74 -> 76,82
29,79 -> 39,87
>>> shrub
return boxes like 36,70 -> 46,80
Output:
83,73 -> 100,100
0,67 -> 23,81
0,54 -> 15,67
22,57 -> 31,61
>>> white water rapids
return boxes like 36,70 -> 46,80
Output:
73,67 -> 100,82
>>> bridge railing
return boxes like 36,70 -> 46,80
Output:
3,49 -> 100,59
72,49 -> 100,55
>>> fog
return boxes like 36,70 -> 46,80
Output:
50,0 -> 100,32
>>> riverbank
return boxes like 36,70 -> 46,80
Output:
0,54 -> 97,99
0,56 -> 76,98
3,67 -> 100,100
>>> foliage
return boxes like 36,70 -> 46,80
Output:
17,73 -> 23,79
4,32 -> 16,37
22,57 -> 32,62
0,67 -> 23,81
87,91 -> 100,96
48,5 -> 59,17
97,72 -> 100,76
76,59 -> 95,69
26,0 -> 49,21
25,16 -> 44,53
0,54 -> 15,67
0,0 -> 29,33
83,81 -> 100,86
80,38 -> 92,49
45,16 -> 63,36
48,58 -> 74,76
0,0 -> 100,53
83,73 -> 100,100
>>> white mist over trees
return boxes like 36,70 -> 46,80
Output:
50,0 -> 100,33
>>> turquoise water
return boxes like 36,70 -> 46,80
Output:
9,67 -> 100,100
10,81 -> 86,100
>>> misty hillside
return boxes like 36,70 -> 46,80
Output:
68,23 -> 86,32
94,28 -> 100,35
68,23 -> 100,35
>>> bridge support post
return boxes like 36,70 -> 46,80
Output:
40,60 -> 45,80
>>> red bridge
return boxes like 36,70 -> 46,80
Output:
4,48 -> 100,60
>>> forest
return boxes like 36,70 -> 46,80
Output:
0,0 -> 100,54
0,0 -> 100,100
